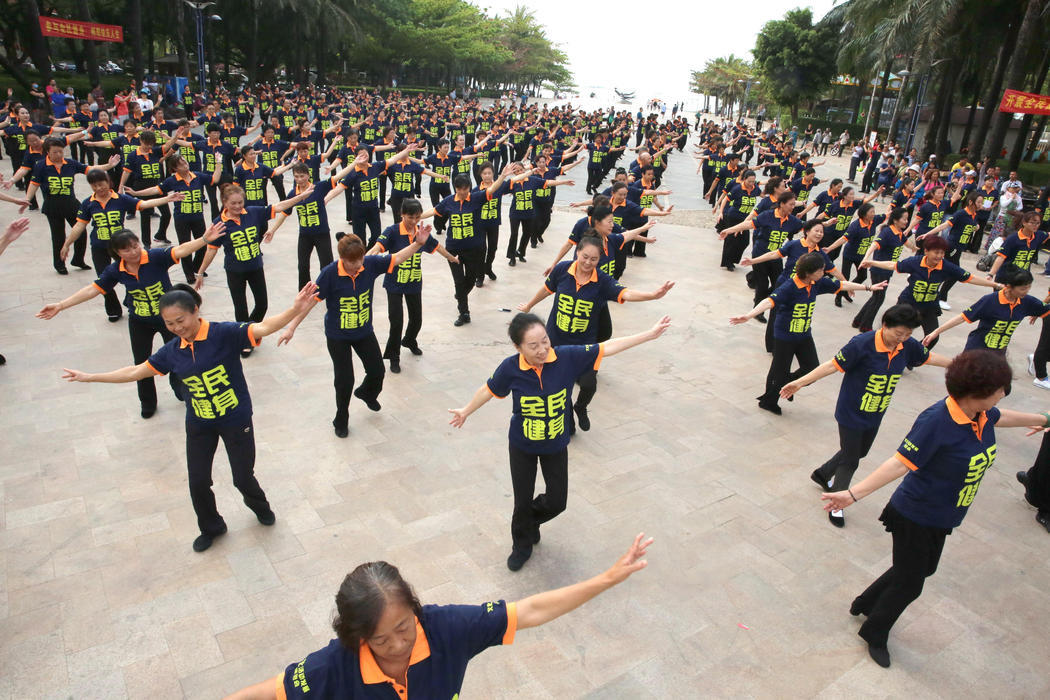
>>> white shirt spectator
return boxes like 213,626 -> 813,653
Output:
138,95 -> 154,112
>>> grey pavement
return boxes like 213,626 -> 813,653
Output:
1,133 -> 1048,698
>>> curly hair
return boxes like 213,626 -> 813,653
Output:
945,350 -> 1012,399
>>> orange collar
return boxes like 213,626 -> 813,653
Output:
90,191 -> 119,205
220,209 -> 246,225
792,275 -> 813,290
1018,229 -> 1035,242
174,171 -> 194,185
567,261 -> 599,286
920,255 -> 943,271
119,249 -> 150,274
453,191 -> 470,203
179,319 -> 210,349
337,258 -> 362,278
998,289 -> 1021,309
354,162 -> 371,173
945,396 -> 988,441
136,146 -> 152,158
399,221 -> 416,238
874,328 -> 902,361
358,619 -> 431,686
45,156 -> 66,169
518,347 -> 557,371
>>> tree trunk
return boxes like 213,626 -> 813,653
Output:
173,2 -> 190,82
887,57 -> 913,141
223,20 -> 230,85
316,10 -> 327,85
923,66 -> 951,156
972,20 -> 1020,157
146,1 -> 155,74
127,0 -> 144,87
206,17 -> 217,91
872,56 -> 892,131
960,84 -> 980,155
935,61 -> 959,158
1009,47 -> 1050,171
0,54 -> 35,94
1027,114 -> 1048,156
985,0 -> 1042,163
75,0 -> 100,87
21,0 -> 53,84
849,81 -> 863,124
246,0 -> 258,84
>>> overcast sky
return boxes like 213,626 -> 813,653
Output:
480,0 -> 840,99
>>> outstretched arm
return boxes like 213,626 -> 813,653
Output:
447,384 -> 494,428
602,315 -> 671,357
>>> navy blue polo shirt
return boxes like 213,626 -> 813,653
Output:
961,290 -> 1050,351
340,162 -> 385,211
4,121 -> 51,152
841,215 -> 886,262
775,240 -> 835,286
508,177 -> 549,221
823,200 -> 858,242
386,161 -> 423,196
94,247 -> 177,323
280,601 -> 515,700
30,157 -> 87,205
768,275 -> 841,341
434,190 -> 488,252
725,182 -> 759,218
871,225 -> 910,269
76,192 -> 142,248
753,195 -> 777,216
235,163 -> 275,205
569,232 -> 625,277
122,146 -> 164,183
256,139 -> 290,170
750,210 -> 803,257
288,178 -> 338,236
915,198 -> 951,237
479,181 -> 510,226
487,344 -> 604,454
159,171 -> 210,221
208,205 -> 274,273
423,152 -> 455,182
194,139 -> 235,176
832,330 -> 929,430
812,191 -> 838,217
789,176 -> 820,204
315,256 -> 395,340
543,261 -> 625,345
147,319 -> 258,426
895,254 -> 970,308
375,222 -> 439,294
945,207 -> 981,248
891,398 -> 1001,529
610,199 -> 644,230
994,230 -> 1050,282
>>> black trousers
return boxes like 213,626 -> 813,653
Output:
174,218 -> 206,282
535,204 -> 553,241
297,234 -> 334,290
351,208 -> 381,247
814,423 -> 880,491
861,162 -> 879,192
853,270 -> 891,331
272,174 -> 287,202
752,259 -> 784,308
45,198 -> 84,268
761,336 -> 819,405
389,194 -> 406,226
913,303 -> 940,348
448,247 -> 484,314
970,214 -> 991,253
91,246 -> 123,317
507,218 -> 535,258
384,291 -> 422,360
848,157 -> 860,181
326,334 -> 384,428
185,419 -> 271,536
838,258 -> 868,299
429,184 -> 451,233
139,199 -> 171,242
508,444 -> 569,551
855,504 -> 948,647
205,181 -> 221,222
480,222 -> 500,275
718,213 -> 748,267
226,267 -> 268,323
343,187 -> 354,224
1022,430 -> 1050,513
575,369 -> 598,411
938,247 -> 963,300
1034,316 -> 1050,380
586,168 -> 603,192
129,317 -> 179,408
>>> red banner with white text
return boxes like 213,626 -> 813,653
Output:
39,17 -> 124,43
998,89 -> 1050,115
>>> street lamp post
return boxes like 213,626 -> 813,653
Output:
183,1 -> 214,95
888,69 -> 910,143
903,59 -> 949,156
862,65 -> 883,141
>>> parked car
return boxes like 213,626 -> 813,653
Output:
101,61 -> 123,74
55,61 -> 76,72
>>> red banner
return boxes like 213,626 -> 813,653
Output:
999,89 -> 1050,115
39,17 -> 123,43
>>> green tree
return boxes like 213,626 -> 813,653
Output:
752,7 -> 837,122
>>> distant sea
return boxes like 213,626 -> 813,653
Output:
522,85 -> 708,115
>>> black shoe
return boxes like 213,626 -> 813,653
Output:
537,236 -> 544,244
1037,511 -> 1050,533
240,348 -> 253,358
867,642 -> 891,668
401,340 -> 423,356
849,599 -> 868,617
508,257 -> 516,267
745,271 -> 757,289
634,252 -> 646,258
475,277 -> 483,288
454,313 -> 471,327
486,270 -> 497,281
141,403 -> 157,419
55,266 -> 69,275
192,523 -> 227,552
724,263 -> 735,272
531,525 -> 541,545
71,261 -> 91,271
758,400 -> 782,415
108,313 -> 122,323
810,470 -> 830,490
851,317 -> 861,329
530,240 -> 537,248
574,405 -> 591,431
828,510 -> 845,527
755,312 -> 767,324
354,387 -> 382,412
389,358 -> 401,373
0,354 -> 5,366
1016,471 -> 1029,487
154,237 -> 172,245
507,546 -> 532,571
835,294 -> 843,308
844,294 -> 854,304
517,253 -> 526,262
333,418 -> 349,438
256,509 -> 276,526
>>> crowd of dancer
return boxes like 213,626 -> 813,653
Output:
2,81 -> 1049,693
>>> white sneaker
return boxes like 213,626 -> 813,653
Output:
938,300 -> 951,311
1034,377 -> 1050,390
1029,354 -> 1036,376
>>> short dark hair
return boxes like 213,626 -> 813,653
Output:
945,350 -> 1012,399
610,181 -> 627,194
291,163 -> 310,176
86,169 -> 109,185
400,198 -> 423,217
108,229 -> 140,259
1002,268 -> 1034,287
452,174 -> 471,190
508,312 -> 545,345
577,234 -> 603,254
332,561 -> 422,650
206,123 -> 221,134
922,235 -> 949,253
159,283 -> 202,314
881,304 -> 921,329
794,251 -> 825,277
776,191 -> 796,206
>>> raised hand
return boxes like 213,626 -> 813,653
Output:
603,533 -> 654,585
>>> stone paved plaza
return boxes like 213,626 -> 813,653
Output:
1,141 -> 1048,699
